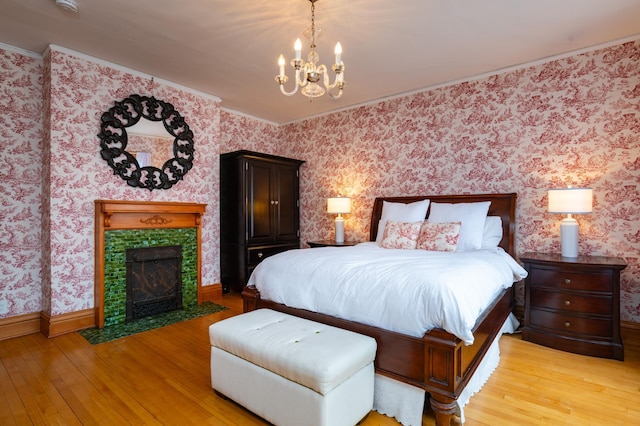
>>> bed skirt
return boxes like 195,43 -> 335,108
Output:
373,313 -> 519,425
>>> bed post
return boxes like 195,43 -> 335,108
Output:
241,285 -> 260,312
430,394 -> 457,426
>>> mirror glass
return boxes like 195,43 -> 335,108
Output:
98,95 -> 195,191
127,120 -> 174,169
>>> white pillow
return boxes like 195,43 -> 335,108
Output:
481,216 -> 503,249
375,199 -> 430,244
427,201 -> 491,250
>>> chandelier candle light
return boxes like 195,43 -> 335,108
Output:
327,197 -> 351,243
276,0 -> 345,100
548,187 -> 593,258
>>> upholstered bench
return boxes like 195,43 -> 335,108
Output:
209,309 -> 377,426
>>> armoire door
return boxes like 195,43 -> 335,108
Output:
246,159 -> 274,244
273,164 -> 300,242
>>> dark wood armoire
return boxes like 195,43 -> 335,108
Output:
220,150 -> 305,293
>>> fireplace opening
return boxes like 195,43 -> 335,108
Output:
125,245 -> 183,321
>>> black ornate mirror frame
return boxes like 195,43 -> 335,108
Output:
98,94 -> 195,191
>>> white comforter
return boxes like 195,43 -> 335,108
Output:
248,242 -> 527,344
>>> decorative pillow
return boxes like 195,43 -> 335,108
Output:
427,201 -> 491,250
481,216 -> 503,249
416,222 -> 461,252
376,199 -> 429,244
380,221 -> 423,249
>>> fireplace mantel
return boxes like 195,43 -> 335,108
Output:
94,200 -> 207,328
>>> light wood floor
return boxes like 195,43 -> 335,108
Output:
1,293 -> 639,425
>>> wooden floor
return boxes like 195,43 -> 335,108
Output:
1,293 -> 639,425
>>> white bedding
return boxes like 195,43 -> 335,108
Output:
248,242 -> 527,344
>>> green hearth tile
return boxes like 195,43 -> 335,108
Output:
103,228 -> 198,325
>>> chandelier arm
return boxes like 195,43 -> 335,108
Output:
279,83 -> 299,97
296,67 -> 310,87
275,70 -> 300,96
327,87 -> 344,99
322,68 -> 337,90
320,66 -> 346,92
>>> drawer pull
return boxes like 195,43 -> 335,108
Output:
257,252 -> 263,258
564,300 -> 571,306
564,321 -> 571,328
565,278 -> 571,285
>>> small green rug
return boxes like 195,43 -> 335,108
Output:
78,302 -> 227,345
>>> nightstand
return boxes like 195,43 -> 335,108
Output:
520,252 -> 627,360
307,240 -> 361,248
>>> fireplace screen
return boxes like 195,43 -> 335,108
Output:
125,245 -> 183,321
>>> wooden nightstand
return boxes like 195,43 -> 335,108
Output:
307,240 -> 361,248
520,252 -> 627,360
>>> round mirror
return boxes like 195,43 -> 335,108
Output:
98,94 -> 195,190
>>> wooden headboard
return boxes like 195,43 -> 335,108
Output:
369,193 -> 517,256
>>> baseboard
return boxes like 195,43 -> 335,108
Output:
5,301 -> 635,343
622,320 -> 640,346
40,308 -> 96,338
201,283 -> 223,302
0,312 -> 41,341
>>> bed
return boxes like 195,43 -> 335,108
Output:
242,193 -> 524,426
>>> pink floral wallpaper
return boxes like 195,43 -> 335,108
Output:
43,47 -> 221,316
0,48 -> 44,317
220,110 -> 282,155
1,45 -> 220,319
224,40 -> 640,322
2,38 -> 639,326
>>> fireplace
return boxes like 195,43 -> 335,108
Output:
126,245 -> 183,321
94,200 -> 207,328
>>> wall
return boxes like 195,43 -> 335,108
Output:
2,38 -> 639,326
0,44 -> 221,320
219,110 -> 282,155
280,40 -> 640,322
0,47 -> 44,317
44,47 -> 221,317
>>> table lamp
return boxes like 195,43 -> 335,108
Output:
327,197 -> 351,243
548,188 -> 593,258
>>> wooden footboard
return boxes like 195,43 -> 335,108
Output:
242,285 -> 515,426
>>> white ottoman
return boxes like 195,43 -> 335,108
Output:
209,309 -> 377,426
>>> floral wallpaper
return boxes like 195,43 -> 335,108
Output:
282,40 -> 640,320
2,38 -> 639,326
219,110 -> 282,155
1,45 -> 221,319
225,40 -> 640,322
0,48 -> 44,317
44,47 -> 221,316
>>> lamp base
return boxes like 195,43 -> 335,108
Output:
560,217 -> 579,258
335,216 -> 345,243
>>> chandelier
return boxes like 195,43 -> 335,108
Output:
275,0 -> 345,100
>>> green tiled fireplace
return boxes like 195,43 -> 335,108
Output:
103,228 -> 197,326
94,200 -> 207,328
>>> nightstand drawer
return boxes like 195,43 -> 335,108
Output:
529,308 -> 612,338
529,288 -> 612,315
247,245 -> 297,267
528,267 -> 611,292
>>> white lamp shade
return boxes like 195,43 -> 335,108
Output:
548,188 -> 593,214
327,197 -> 351,214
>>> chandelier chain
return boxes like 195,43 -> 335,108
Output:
310,1 -> 316,49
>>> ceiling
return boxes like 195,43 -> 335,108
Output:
2,0 -> 640,124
